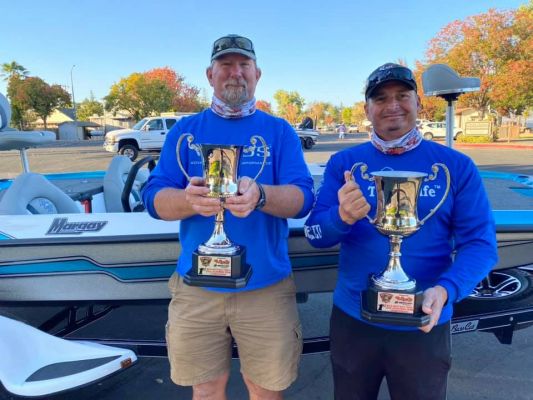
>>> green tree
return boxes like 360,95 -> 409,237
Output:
105,73 -> 173,120
77,93 -> 104,121
9,76 -> 70,129
341,107 -> 352,124
1,61 -> 29,81
273,90 -> 305,124
6,75 -> 28,129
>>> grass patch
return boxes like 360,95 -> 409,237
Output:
456,135 -> 493,143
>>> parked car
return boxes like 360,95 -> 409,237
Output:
104,116 -> 189,160
419,121 -> 462,140
416,119 -> 430,128
348,124 -> 359,133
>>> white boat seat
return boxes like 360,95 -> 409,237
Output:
0,92 -> 11,131
0,173 -> 81,215
0,315 -> 136,398
103,155 -> 149,212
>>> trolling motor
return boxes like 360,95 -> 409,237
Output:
422,64 -> 480,148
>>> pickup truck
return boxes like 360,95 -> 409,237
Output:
103,116 -> 185,161
296,128 -> 319,149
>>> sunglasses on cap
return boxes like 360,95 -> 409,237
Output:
211,35 -> 255,60
365,64 -> 417,99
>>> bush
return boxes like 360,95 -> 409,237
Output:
456,135 -> 493,143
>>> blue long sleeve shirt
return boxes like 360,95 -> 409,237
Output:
304,140 -> 498,329
142,109 -> 314,292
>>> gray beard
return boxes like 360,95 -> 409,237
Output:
221,86 -> 248,107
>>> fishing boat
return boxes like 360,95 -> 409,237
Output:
0,64 -> 532,397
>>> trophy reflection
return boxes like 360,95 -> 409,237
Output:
351,162 -> 450,326
177,133 -> 267,288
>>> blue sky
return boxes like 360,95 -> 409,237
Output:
0,0 -> 525,109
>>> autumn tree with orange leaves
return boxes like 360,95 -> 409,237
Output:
420,2 -> 532,118
256,100 -> 273,114
144,67 -> 205,112
105,67 -> 205,120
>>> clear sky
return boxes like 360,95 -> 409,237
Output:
0,0 -> 525,109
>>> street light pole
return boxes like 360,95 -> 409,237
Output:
70,64 -> 77,120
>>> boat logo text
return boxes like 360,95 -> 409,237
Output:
46,218 -> 108,235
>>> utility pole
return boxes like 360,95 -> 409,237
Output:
70,65 -> 77,120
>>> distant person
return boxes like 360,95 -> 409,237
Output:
305,62 -> 497,400
142,34 -> 314,400
337,123 -> 347,139
299,116 -> 314,130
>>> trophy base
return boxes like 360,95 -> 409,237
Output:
184,247 -> 252,289
361,286 -> 430,327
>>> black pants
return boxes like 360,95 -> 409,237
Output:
330,306 -> 451,400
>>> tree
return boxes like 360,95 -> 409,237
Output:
256,100 -> 273,114
413,61 -> 446,121
105,68 -> 205,119
1,61 -> 29,81
350,102 -> 367,126
273,90 -> 305,124
424,5 -> 533,117
6,75 -> 28,129
341,107 -> 352,124
305,102 -> 327,127
12,77 -> 70,129
105,73 -> 173,120
144,67 -> 204,112
77,93 -> 104,121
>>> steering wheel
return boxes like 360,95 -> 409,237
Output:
121,155 -> 156,212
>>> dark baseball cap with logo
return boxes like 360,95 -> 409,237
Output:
365,63 -> 417,100
211,34 -> 256,62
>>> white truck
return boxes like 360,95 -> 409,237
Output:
103,116 -> 185,161
296,128 -> 319,149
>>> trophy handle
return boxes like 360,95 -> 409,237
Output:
419,163 -> 451,225
349,162 -> 375,223
176,133 -> 201,181
243,135 -> 268,184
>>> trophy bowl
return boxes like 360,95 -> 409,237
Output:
351,162 -> 450,326
176,133 -> 268,288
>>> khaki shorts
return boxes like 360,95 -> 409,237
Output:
166,273 -> 302,391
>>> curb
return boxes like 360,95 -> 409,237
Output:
455,143 -> 533,150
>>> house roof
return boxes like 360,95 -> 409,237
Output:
58,108 -> 76,120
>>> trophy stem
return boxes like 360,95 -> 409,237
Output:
371,235 -> 416,291
198,209 -> 240,255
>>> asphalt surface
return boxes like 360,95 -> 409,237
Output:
1,133 -> 533,399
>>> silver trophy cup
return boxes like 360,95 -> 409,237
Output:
176,133 -> 268,288
351,162 -> 450,326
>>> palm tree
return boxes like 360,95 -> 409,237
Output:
1,61 -> 29,81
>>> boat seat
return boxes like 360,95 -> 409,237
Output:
103,155 -> 149,212
0,173 -> 81,215
0,315 -> 136,398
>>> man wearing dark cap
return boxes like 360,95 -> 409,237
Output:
143,35 -> 314,399
305,63 -> 497,399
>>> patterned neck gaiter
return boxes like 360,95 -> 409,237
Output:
211,95 -> 256,119
370,127 -> 423,155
